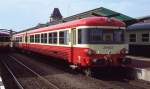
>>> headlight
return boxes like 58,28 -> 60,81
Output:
120,48 -> 127,54
84,49 -> 95,56
92,58 -> 98,63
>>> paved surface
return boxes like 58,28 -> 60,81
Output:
127,55 -> 150,82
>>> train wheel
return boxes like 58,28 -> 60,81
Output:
84,68 -> 92,77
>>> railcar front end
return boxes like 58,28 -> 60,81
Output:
71,27 -> 131,73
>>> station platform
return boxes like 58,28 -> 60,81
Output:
0,77 -> 5,89
126,55 -> 150,82
0,67 -> 5,89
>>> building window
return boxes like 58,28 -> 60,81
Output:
142,33 -> 149,42
41,33 -> 47,43
129,34 -> 136,42
48,32 -> 57,44
35,34 -> 40,43
30,35 -> 34,43
59,30 -> 68,45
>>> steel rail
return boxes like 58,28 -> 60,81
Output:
9,55 -> 60,89
1,60 -> 24,89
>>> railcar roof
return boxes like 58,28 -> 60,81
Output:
0,32 -> 9,36
15,16 -> 125,36
127,22 -> 150,31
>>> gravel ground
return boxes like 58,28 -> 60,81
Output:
12,53 -> 122,89
11,52 -> 150,89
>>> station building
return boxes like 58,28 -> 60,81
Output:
126,16 -> 150,57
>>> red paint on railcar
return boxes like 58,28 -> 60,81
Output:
13,17 -> 130,70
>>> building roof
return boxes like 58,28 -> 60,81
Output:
63,7 -> 135,22
136,15 -> 150,21
127,22 -> 150,31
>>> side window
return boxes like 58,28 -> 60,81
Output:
19,37 -> 23,42
53,32 -> 57,44
41,33 -> 47,43
25,36 -> 27,43
142,33 -> 149,42
78,29 -> 82,44
129,34 -> 136,42
30,35 -> 34,43
16,37 -> 19,42
35,34 -> 40,43
49,33 -> 53,44
48,32 -> 57,44
59,30 -> 68,45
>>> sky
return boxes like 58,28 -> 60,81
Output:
0,0 -> 150,31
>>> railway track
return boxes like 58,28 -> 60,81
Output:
1,53 -> 150,89
1,55 -> 60,89
12,52 -> 150,89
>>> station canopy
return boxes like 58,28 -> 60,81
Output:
62,7 -> 136,26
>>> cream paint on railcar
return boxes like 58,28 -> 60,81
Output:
20,26 -> 125,47
73,26 -> 128,54
126,30 -> 150,45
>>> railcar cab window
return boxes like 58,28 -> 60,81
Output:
142,33 -> 149,42
0,36 -> 10,42
35,34 -> 40,43
41,33 -> 47,43
59,30 -> 68,45
48,32 -> 57,44
78,28 -> 124,44
30,35 -> 34,43
129,34 -> 136,42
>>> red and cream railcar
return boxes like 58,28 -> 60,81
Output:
13,17 -> 130,75
0,32 -> 10,51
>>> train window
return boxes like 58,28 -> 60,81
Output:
142,33 -> 149,42
0,36 -> 10,42
78,29 -> 82,44
129,34 -> 136,42
25,36 -> 27,43
48,32 -> 57,44
30,35 -> 34,43
48,33 -> 53,44
59,30 -> 68,45
53,32 -> 57,44
88,28 -> 103,43
103,31 -> 113,42
114,30 -> 124,42
41,33 -> 47,43
16,37 -> 19,42
19,37 -> 23,42
35,34 -> 40,43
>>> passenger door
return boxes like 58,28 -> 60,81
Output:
70,28 -> 76,63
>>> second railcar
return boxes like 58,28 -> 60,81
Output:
0,33 -> 10,52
